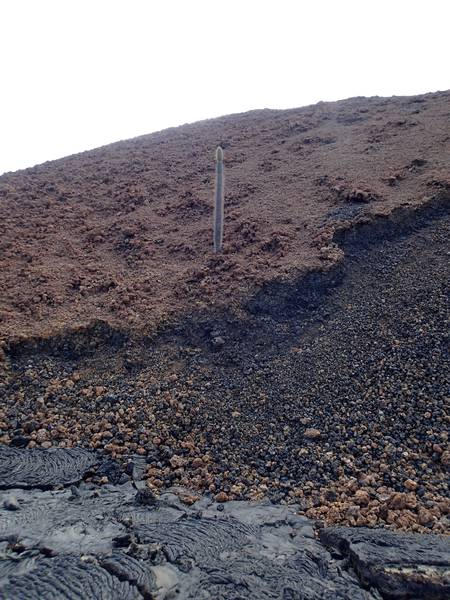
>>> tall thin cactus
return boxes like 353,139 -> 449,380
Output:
213,146 -> 224,252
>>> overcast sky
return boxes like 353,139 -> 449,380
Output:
1,0 -> 449,175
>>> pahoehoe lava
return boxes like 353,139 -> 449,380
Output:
1,448 -> 449,599
0,446 -> 98,489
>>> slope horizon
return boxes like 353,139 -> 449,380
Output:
1,88 -> 448,177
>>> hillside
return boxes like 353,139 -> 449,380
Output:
0,92 -> 449,536
1,90 -> 449,346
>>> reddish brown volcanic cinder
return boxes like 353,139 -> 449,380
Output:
0,91 -> 449,345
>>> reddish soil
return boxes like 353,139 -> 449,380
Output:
0,91 -> 449,347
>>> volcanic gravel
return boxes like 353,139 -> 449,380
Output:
1,205 -> 448,533
0,90 -> 449,344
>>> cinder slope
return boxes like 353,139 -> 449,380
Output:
0,91 -> 449,344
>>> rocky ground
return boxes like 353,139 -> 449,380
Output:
1,446 -> 449,599
1,200 -> 448,534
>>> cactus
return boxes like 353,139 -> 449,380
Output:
213,146 -> 224,252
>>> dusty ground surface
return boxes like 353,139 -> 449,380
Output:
1,447 -> 449,599
0,90 -> 449,345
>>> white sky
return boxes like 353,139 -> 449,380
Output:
1,0 -> 449,175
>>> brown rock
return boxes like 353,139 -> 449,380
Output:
215,491 -> 229,503
41,441 -> 52,449
356,514 -> 369,526
440,451 -> 450,466
396,511 -> 418,529
346,505 -> 360,519
304,428 -> 321,440
437,499 -> 450,515
170,455 -> 187,468
387,493 -> 407,510
147,467 -> 162,477
366,514 -> 378,527
35,429 -> 48,443
386,510 -> 397,524
378,502 -> 388,521
354,490 -> 370,506
418,508 -> 434,526
179,493 -> 200,506
345,478 -> 359,493
404,479 -> 418,491
404,493 -> 417,510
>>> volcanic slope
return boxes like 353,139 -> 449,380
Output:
0,90 -> 449,345
1,204 -> 449,533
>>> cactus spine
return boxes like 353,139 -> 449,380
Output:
213,146 -> 224,252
